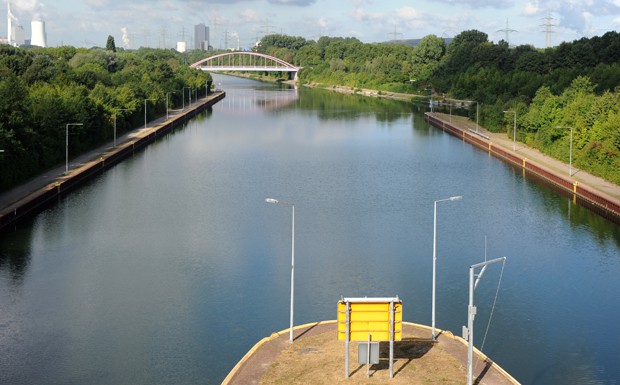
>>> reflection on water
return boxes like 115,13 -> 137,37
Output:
0,74 -> 619,385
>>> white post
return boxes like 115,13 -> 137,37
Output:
290,203 -> 295,342
466,257 -> 507,385
265,198 -> 296,342
432,195 -> 462,341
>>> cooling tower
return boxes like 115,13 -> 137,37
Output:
31,19 -> 46,47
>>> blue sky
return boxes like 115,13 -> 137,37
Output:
5,0 -> 620,49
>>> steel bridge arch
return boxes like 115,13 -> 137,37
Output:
189,51 -> 301,79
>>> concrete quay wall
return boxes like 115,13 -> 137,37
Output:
425,112 -> 620,223
0,92 -> 225,232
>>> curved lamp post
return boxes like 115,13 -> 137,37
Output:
265,197 -> 295,342
432,195 -> 462,341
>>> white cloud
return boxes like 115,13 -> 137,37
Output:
351,7 -> 384,22
240,8 -> 261,23
523,1 -> 540,15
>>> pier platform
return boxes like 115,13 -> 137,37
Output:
222,321 -> 520,385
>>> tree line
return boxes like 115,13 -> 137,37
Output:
0,44 -> 211,190
254,31 -> 620,184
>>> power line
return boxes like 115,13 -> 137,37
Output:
389,25 -> 403,41
541,13 -> 555,48
496,18 -> 517,46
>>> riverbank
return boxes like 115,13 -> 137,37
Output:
0,92 -> 225,232
301,82 -> 620,222
426,112 -> 620,222
222,321 -> 520,385
303,82 -> 421,102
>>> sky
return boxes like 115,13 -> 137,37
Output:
4,0 -> 620,50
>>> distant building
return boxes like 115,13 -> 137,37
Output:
12,24 -> 24,46
31,19 -> 47,47
176,41 -> 187,53
194,23 -> 210,50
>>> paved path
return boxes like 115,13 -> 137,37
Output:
434,113 -> 620,200
0,97 -> 213,212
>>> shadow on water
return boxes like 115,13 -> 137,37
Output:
0,226 -> 33,285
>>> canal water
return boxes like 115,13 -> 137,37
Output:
1,75 -> 619,385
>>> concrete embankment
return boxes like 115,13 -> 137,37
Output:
0,92 -> 225,232
425,112 -> 620,223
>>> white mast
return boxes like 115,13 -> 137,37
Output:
7,1 -> 13,46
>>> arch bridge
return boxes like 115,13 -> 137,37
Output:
190,51 -> 301,80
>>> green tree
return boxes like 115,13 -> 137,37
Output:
106,35 -> 116,52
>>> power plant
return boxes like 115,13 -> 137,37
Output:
30,18 -> 47,47
6,1 -> 47,47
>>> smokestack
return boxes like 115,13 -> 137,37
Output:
7,1 -> 13,46
31,18 -> 46,47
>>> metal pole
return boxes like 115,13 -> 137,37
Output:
476,102 -> 479,133
467,264 -> 475,385
432,195 -> 462,341
389,301 -> 394,378
66,124 -> 68,174
265,198 -> 295,343
290,203 -> 295,342
144,99 -> 147,129
466,257 -> 506,385
432,200 -> 438,341
345,301 -> 350,378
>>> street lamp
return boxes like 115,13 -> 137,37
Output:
432,195 -> 462,341
265,197 -> 296,343
114,108 -> 129,147
166,91 -> 177,120
503,110 -> 517,151
556,126 -> 573,176
65,123 -> 83,174
144,98 -> 156,130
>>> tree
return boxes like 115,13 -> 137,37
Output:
106,35 -> 116,52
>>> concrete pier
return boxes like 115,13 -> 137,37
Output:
222,321 -> 520,385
